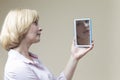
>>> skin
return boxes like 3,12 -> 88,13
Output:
64,41 -> 94,80
14,21 -> 42,61
76,20 -> 90,45
14,21 -> 94,80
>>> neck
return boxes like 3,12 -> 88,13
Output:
77,37 -> 89,45
13,40 -> 33,61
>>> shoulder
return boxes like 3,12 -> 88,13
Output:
4,61 -> 37,79
5,60 -> 31,74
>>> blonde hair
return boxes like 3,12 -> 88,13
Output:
0,9 -> 39,51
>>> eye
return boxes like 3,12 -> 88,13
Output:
85,20 -> 89,23
76,21 -> 84,26
34,20 -> 38,26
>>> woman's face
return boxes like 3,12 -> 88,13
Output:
76,20 -> 90,39
24,21 -> 42,44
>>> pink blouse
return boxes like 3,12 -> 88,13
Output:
4,49 -> 66,80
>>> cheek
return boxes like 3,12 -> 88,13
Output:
77,29 -> 82,35
26,31 -> 37,40
26,26 -> 39,41
30,29 -> 38,36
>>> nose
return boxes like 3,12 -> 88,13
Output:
84,22 -> 89,28
39,27 -> 42,31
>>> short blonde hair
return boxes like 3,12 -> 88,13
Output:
0,9 -> 39,51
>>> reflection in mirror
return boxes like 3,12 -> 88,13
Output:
74,18 -> 92,47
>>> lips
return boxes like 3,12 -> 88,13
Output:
37,32 -> 41,35
83,30 -> 89,34
37,34 -> 40,36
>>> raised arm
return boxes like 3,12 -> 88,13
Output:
63,41 -> 94,80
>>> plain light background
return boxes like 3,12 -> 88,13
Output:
0,0 -> 120,80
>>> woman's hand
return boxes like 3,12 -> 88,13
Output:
71,40 -> 94,61
63,40 -> 94,80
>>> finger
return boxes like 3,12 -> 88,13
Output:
89,43 -> 94,51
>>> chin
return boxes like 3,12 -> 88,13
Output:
33,38 -> 40,43
36,39 -> 40,43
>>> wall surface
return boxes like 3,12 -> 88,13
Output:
0,0 -> 120,80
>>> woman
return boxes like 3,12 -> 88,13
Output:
76,20 -> 90,45
0,9 -> 94,80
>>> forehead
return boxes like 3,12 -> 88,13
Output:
77,20 -> 89,23
76,20 -> 89,26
